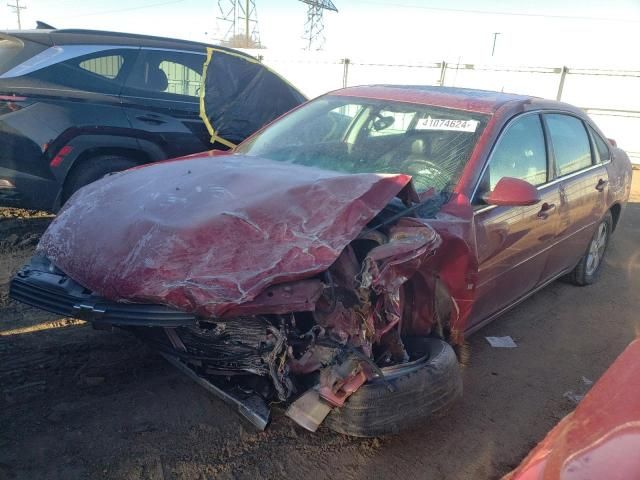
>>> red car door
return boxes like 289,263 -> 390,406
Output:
540,114 -> 609,279
469,113 -> 561,329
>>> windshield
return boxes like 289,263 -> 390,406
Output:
236,95 -> 490,193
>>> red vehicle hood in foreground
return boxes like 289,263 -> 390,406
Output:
37,155 -> 414,317
505,338 -> 640,480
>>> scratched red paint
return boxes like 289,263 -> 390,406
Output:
37,155 -> 411,317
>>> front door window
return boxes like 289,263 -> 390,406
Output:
476,113 -> 548,201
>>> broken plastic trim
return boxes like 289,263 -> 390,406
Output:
160,352 -> 271,430
364,189 -> 448,234
285,388 -> 332,432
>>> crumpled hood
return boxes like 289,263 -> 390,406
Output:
37,154 -> 411,317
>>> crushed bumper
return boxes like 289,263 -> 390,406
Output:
10,256 -> 273,430
10,256 -> 196,327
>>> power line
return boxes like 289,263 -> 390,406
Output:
61,0 -> 185,19
7,0 -> 26,30
353,0 -> 640,24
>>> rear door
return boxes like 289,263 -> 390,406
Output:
470,113 -> 561,328
540,113 -> 609,277
0,45 -> 136,208
120,49 -> 211,158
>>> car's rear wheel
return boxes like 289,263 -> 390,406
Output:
62,155 -> 137,204
568,211 -> 613,286
323,337 -> 462,437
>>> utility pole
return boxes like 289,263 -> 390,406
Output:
7,0 -> 26,30
491,32 -> 501,57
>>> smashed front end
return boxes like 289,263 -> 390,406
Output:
11,155 -> 455,431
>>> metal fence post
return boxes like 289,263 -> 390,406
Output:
556,66 -> 568,100
439,60 -> 447,86
342,58 -> 350,88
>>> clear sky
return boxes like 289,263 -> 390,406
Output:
3,0 -> 640,66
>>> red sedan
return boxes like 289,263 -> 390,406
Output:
11,86 -> 633,436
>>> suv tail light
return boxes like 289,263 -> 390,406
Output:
0,94 -> 27,115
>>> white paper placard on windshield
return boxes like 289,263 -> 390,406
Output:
415,117 -> 478,132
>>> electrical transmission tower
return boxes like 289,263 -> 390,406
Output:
7,0 -> 26,30
299,0 -> 337,51
216,0 -> 261,48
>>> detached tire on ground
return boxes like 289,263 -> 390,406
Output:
63,155 -> 138,203
324,337 -> 462,437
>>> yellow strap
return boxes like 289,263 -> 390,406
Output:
198,48 -> 216,143
198,48 -> 238,148
212,135 -> 237,149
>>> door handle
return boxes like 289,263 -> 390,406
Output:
135,114 -> 166,125
537,202 -> 556,219
595,178 -> 608,192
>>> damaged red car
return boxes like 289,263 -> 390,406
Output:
10,86 -> 633,436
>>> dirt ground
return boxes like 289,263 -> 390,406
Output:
0,172 -> 638,480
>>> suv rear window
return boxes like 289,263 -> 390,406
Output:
0,35 -> 48,76
79,55 -> 124,79
28,49 -> 136,94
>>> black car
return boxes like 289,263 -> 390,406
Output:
0,28 -> 304,212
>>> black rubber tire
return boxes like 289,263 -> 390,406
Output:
63,155 -> 137,203
567,211 -> 613,286
324,337 -> 462,437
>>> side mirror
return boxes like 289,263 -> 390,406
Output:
484,177 -> 540,206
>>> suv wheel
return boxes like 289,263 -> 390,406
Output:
63,155 -> 137,203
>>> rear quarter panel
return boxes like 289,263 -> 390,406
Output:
606,146 -> 633,213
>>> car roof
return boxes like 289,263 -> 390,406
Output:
2,28 -> 245,56
331,85 -> 577,115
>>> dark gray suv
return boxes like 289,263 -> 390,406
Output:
0,28 -> 305,211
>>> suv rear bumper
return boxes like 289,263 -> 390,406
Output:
0,166 -> 59,210
10,256 -> 197,327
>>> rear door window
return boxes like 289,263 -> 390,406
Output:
27,49 -> 136,94
123,50 -> 205,100
588,125 -> 611,163
545,114 -> 593,176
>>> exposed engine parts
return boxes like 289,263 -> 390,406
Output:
141,220 -> 442,431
